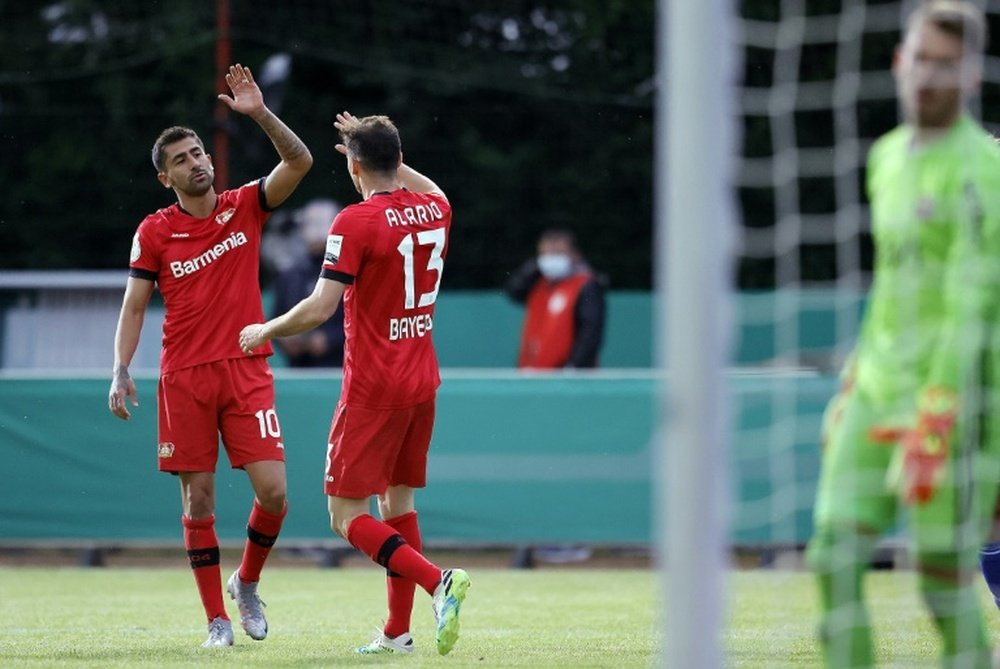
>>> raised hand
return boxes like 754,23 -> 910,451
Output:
334,111 -> 362,155
218,64 -> 265,117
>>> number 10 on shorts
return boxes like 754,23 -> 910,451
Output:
254,408 -> 282,439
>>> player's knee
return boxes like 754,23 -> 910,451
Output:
806,523 -> 877,573
806,526 -> 835,572
915,551 -> 963,587
377,490 -> 414,520
329,512 -> 351,539
255,485 -> 287,515
181,484 -> 215,518
328,496 -> 368,540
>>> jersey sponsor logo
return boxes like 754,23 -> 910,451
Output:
158,442 -> 175,458
170,232 -> 190,238
215,208 -> 236,226
384,202 -> 445,227
130,233 -> 142,262
388,313 -> 433,341
325,234 -> 343,264
169,231 -> 248,278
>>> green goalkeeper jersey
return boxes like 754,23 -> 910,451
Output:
855,115 -> 1000,415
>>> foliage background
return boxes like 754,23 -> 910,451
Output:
0,0 -> 654,289
9,1 -> 1000,289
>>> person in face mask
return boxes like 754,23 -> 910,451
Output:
503,228 -> 608,369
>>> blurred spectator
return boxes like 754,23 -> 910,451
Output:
504,229 -> 608,369
271,199 -> 345,367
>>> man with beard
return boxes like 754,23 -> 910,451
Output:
806,3 -> 1000,667
108,63 -> 312,647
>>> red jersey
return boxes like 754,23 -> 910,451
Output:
518,272 -> 592,369
129,180 -> 273,373
321,189 -> 451,409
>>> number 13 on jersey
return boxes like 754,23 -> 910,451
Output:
397,227 -> 446,309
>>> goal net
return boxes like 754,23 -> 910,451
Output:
717,0 -> 1000,664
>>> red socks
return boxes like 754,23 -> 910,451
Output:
347,514 -> 441,595
239,500 -> 287,583
182,503 -> 285,623
383,511 -> 422,637
182,515 -> 228,622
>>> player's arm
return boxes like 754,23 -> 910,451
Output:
397,163 -> 446,199
924,179 -> 999,396
109,277 -> 154,420
504,259 -> 541,304
217,63 -> 313,209
239,277 -> 346,353
896,175 -> 1000,504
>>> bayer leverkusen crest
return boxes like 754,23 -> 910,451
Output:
215,208 -> 236,226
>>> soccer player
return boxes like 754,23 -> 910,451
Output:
108,64 -> 313,647
805,3 -> 1000,667
238,112 -> 470,656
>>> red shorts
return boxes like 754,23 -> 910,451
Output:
324,398 -> 435,498
156,357 -> 286,473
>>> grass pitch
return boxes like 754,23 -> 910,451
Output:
1,566 -> 996,667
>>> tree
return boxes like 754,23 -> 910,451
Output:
1,1 -> 655,288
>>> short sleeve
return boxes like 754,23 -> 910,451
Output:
128,221 -> 160,278
238,178 -> 271,228
321,208 -> 368,282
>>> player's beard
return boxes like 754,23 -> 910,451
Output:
179,169 -> 215,197
903,85 -> 961,130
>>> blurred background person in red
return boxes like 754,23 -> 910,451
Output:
504,228 -> 608,369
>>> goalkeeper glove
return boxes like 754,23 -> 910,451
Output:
888,387 -> 958,505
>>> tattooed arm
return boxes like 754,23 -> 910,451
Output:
218,63 -> 313,209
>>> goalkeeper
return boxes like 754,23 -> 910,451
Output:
806,2 -> 1000,667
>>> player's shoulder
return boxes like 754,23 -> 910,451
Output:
219,179 -> 265,208
969,125 -> 1000,164
419,190 -> 451,213
973,140 -> 1000,205
330,200 -> 381,236
868,125 -> 909,165
138,205 -> 177,232
224,179 -> 262,199
400,187 -> 448,205
394,189 -> 452,220
956,121 -> 1000,180
338,199 -> 381,222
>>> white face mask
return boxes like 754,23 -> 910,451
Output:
537,252 -> 572,280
